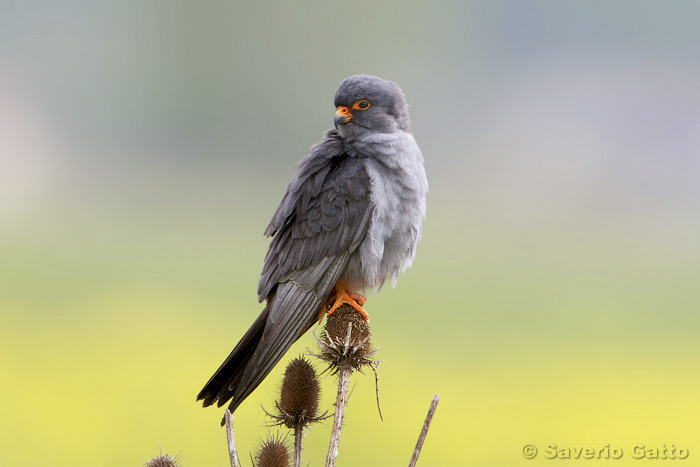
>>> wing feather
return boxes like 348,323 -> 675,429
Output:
258,130 -> 371,301
201,130 -> 375,414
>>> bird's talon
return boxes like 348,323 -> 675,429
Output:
327,289 -> 369,320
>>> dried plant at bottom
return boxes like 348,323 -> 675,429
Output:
254,434 -> 291,467
144,453 -> 182,467
314,304 -> 377,373
273,357 -> 326,428
312,304 -> 380,467
264,356 -> 328,467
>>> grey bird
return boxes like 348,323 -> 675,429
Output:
197,74 -> 428,414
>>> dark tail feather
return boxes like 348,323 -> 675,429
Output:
198,283 -> 328,417
197,303 -> 271,411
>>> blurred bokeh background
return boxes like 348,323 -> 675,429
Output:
2,1 -> 700,465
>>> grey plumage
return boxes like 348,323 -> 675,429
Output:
197,75 -> 427,414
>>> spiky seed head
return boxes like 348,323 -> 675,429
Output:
255,435 -> 290,467
144,454 -> 181,467
279,357 -> 320,428
324,304 -> 372,354
318,304 -> 376,372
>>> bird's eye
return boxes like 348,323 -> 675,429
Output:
352,100 -> 370,110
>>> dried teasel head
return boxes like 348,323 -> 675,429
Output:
255,434 -> 290,467
276,357 -> 322,428
144,453 -> 181,467
316,303 -> 377,372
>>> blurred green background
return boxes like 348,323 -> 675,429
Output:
2,1 -> 700,465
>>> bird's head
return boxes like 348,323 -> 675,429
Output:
333,74 -> 411,140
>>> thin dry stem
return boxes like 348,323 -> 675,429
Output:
325,360 -> 351,467
224,409 -> 241,467
408,394 -> 440,467
294,424 -> 302,467
371,362 -> 383,421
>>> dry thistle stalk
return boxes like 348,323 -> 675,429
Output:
215,304 -> 436,467
224,409 -> 241,467
266,357 -> 326,467
313,304 -> 378,467
408,394 -> 440,467
255,434 -> 291,467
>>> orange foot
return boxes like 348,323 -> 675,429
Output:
328,283 -> 368,320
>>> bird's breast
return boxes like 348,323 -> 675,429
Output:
344,132 -> 428,291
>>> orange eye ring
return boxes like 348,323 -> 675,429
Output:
352,100 -> 370,111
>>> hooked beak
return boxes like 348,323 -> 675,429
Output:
334,106 -> 353,128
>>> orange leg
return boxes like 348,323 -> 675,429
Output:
327,280 -> 369,320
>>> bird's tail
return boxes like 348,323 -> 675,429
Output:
197,302 -> 271,412
198,282 -> 328,416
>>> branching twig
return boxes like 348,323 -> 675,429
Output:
408,394 -> 440,467
224,409 -> 241,467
